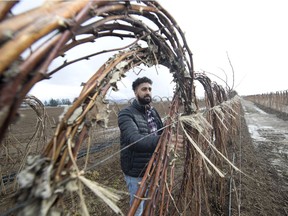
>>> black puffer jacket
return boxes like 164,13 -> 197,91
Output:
118,99 -> 163,177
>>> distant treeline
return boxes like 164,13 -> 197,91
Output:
41,96 -> 174,107
43,98 -> 72,107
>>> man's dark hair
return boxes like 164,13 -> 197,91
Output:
132,76 -> 153,91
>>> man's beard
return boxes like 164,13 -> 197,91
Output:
137,95 -> 152,105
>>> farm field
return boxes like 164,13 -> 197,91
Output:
1,1 -> 287,215
0,98 -> 288,215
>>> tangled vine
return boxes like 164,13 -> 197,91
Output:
0,1 -> 241,215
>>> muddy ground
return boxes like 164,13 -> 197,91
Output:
238,99 -> 288,216
1,99 -> 288,215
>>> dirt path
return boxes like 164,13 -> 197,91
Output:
239,99 -> 288,215
243,99 -> 288,183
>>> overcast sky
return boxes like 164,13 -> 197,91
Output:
13,0 -> 288,101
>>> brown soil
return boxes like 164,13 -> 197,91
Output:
1,100 -> 288,215
237,100 -> 288,216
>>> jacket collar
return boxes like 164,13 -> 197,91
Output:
132,99 -> 151,113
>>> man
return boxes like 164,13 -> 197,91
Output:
118,76 -> 163,215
